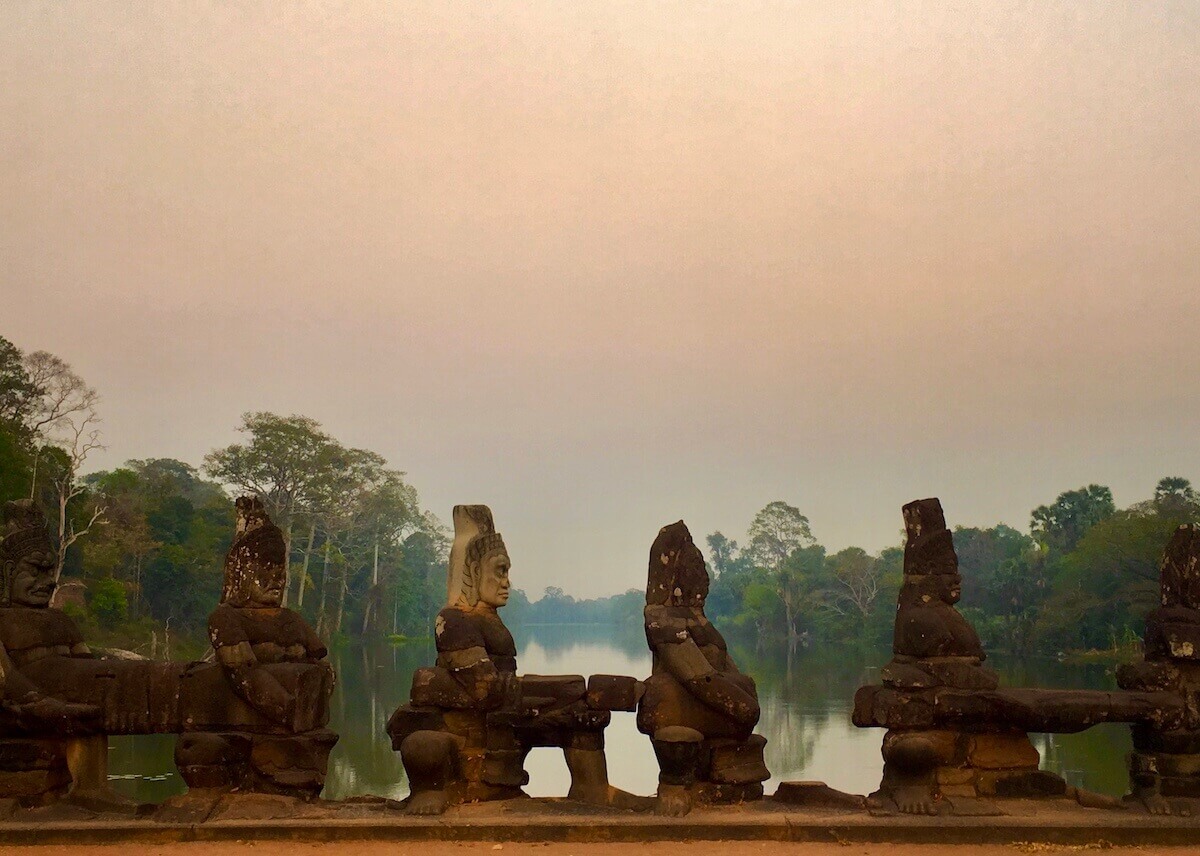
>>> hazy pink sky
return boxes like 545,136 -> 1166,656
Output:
3,2 -> 1199,597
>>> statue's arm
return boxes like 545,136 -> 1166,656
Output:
435,611 -> 511,707
209,617 -> 293,726
439,645 -> 509,705
646,607 -> 759,726
0,641 -> 42,701
656,640 -> 759,724
300,618 -> 328,660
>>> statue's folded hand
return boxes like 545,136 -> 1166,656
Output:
13,693 -> 102,732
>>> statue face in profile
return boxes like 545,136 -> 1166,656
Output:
7,549 -> 57,608
474,549 -> 511,609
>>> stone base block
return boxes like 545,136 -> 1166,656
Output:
976,769 -> 1066,798
0,739 -> 69,805
966,733 -> 1040,769
481,749 -> 529,787
694,781 -> 764,804
707,734 -> 769,785
177,729 -> 337,799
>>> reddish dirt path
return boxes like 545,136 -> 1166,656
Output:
2,844 -> 1189,856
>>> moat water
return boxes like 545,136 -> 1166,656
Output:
107,623 -> 1131,803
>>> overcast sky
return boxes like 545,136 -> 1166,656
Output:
3,2 -> 1198,598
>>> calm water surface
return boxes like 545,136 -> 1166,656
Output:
108,624 -> 1131,803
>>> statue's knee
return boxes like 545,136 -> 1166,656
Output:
400,730 -> 458,790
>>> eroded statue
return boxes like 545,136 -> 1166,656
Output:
637,521 -> 768,816
863,498 -> 1053,815
174,496 -> 337,798
388,505 -> 647,814
1117,523 -> 1200,814
0,500 -> 108,806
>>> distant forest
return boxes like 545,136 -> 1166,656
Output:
2,334 -> 1195,659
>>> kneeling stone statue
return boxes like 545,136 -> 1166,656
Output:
388,505 -> 648,814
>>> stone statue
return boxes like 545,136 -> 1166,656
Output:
389,505 -> 648,814
174,496 -> 337,798
0,499 -> 108,806
1117,523 -> 1200,814
637,521 -> 767,817
855,499 -> 1101,815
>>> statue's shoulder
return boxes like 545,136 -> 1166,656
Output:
435,606 -> 487,651
0,606 -> 82,649
207,603 -> 250,645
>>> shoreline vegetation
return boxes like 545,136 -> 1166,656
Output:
1,334 -> 1195,665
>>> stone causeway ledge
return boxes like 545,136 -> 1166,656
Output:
2,797 -> 1200,846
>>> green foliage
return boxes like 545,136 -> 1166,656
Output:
1031,484 -> 1115,555
1035,497 -> 1198,651
90,577 -> 128,628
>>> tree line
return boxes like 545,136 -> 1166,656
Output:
1,335 -> 448,656
692,481 -> 1199,657
2,333 -> 1196,658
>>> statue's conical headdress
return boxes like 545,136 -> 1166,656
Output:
0,500 -> 54,607
221,496 -> 287,605
901,498 -> 958,576
1159,523 -> 1200,610
446,505 -> 507,608
645,520 -> 709,607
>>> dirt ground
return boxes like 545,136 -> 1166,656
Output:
1,844 -> 1192,856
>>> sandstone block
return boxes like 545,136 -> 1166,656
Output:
936,766 -> 975,785
481,749 -> 528,787
976,769 -> 1065,798
586,674 -> 642,711
520,674 -> 586,705
1159,774 -> 1200,798
967,733 -> 1040,769
709,734 -> 769,784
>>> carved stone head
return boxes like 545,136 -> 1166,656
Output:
646,520 -> 709,609
446,505 -> 510,609
467,532 -> 511,609
0,500 -> 57,608
221,496 -> 287,608
899,497 -> 962,605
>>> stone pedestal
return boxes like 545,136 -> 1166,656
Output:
0,739 -> 70,806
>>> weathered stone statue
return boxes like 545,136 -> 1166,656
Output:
174,496 -> 336,798
637,521 -> 768,816
0,499 -> 108,806
1117,523 -> 1200,814
389,505 -> 647,814
858,499 -> 1050,815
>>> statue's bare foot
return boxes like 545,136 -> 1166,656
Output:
406,789 -> 449,815
567,782 -> 653,811
1142,793 -> 1173,815
67,787 -> 139,815
892,784 -> 938,815
654,783 -> 693,817
606,786 -> 656,812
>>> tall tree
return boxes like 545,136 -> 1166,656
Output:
745,501 -> 816,570
744,501 -> 818,650
705,531 -> 739,579
1030,484 -> 1115,555
13,350 -> 107,577
203,413 -> 342,603
0,336 -> 39,426
827,546 -> 882,621
1154,476 -> 1196,511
